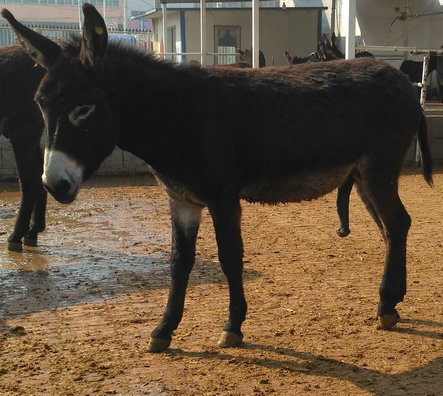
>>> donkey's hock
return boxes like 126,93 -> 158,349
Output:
1,5 -> 433,353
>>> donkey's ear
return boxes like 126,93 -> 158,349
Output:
1,8 -> 61,68
284,51 -> 292,63
79,3 -> 108,69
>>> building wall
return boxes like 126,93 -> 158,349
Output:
157,8 -> 321,66
331,0 -> 443,64
259,9 -> 320,66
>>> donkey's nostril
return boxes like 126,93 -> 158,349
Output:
57,179 -> 72,195
43,178 -> 77,204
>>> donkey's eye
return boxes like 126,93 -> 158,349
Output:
68,104 -> 96,126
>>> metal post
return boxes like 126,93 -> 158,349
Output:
162,1 -> 167,59
252,0 -> 259,68
200,0 -> 206,66
122,0 -> 127,31
78,0 -> 82,29
344,0 -> 356,60
331,0 -> 336,35
419,52 -> 430,108
416,52 -> 431,164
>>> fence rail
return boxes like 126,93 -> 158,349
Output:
0,25 -> 153,48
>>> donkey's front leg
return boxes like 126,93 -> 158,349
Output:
148,198 -> 202,353
209,200 -> 247,348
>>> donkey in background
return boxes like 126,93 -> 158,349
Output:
285,33 -> 373,66
400,54 -> 443,101
237,48 -> 266,67
3,5 -> 433,353
213,48 -> 266,68
0,45 -> 46,251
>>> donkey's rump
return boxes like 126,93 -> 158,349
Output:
205,58 -> 421,200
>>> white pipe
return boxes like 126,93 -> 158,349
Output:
78,0 -> 82,29
344,0 -> 356,60
200,0 -> 207,66
252,0 -> 259,68
122,0 -> 127,31
162,2 -> 167,58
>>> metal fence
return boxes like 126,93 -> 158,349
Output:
0,24 -> 153,49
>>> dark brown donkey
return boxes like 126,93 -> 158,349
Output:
0,45 -> 46,251
2,5 -> 433,353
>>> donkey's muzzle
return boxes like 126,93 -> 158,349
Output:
43,178 -> 77,204
42,149 -> 83,204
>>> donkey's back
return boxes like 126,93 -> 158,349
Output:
201,58 -> 427,204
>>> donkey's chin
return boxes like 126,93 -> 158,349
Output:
43,180 -> 80,204
52,189 -> 79,204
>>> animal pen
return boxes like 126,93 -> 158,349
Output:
357,44 -> 443,164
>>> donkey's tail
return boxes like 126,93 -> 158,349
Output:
418,112 -> 434,187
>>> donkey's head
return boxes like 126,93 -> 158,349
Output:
2,5 -> 119,203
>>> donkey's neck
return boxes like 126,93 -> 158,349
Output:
101,50 -> 207,169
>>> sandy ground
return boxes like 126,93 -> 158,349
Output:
0,169 -> 442,395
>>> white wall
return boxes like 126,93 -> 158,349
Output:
158,8 -> 321,66
334,0 -> 443,63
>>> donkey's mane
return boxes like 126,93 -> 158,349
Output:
62,33 -> 191,74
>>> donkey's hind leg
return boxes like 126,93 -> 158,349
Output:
356,175 -> 411,330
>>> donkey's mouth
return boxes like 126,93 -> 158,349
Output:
43,180 -> 79,204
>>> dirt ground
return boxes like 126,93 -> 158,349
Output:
0,168 -> 442,395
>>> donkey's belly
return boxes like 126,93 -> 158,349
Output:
240,164 -> 354,204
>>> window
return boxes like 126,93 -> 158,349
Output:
214,25 -> 240,65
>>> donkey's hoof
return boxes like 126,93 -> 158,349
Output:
217,331 -> 243,348
377,312 -> 400,330
336,227 -> 350,237
148,337 -> 171,353
7,240 -> 23,252
23,237 -> 37,247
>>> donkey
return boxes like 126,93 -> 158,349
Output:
284,50 -> 320,65
0,45 -> 47,251
317,33 -> 374,61
2,5 -> 433,353
237,48 -> 266,67
400,55 -> 439,100
285,33 -> 373,66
